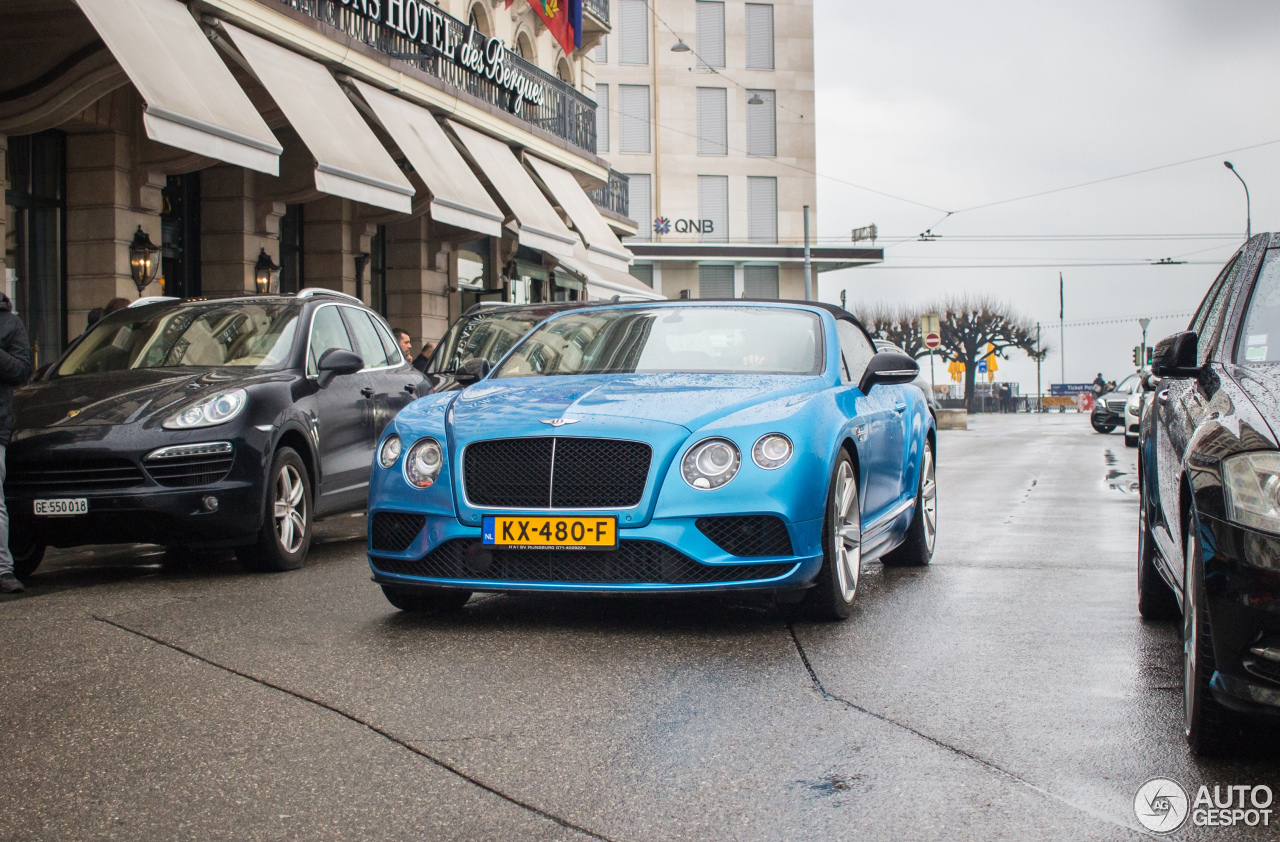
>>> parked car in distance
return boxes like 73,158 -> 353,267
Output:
6,290 -> 426,576
1138,232 -> 1280,754
1090,373 -> 1140,433
1123,371 -> 1152,447
368,301 -> 937,621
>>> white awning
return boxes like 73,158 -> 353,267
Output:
221,25 -> 414,213
72,0 -> 281,174
525,156 -> 633,274
447,121 -> 579,259
348,80 -> 502,237
555,245 -> 664,301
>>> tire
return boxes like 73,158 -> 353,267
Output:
882,439 -> 936,568
1091,420 -> 1116,434
1137,470 -> 1178,621
381,585 -> 472,613
799,451 -> 861,621
11,538 -> 46,579
236,447 -> 313,572
1183,515 -> 1237,755
1125,433 -> 1139,448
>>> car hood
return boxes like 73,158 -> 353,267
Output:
13,368 -> 269,429
447,373 -> 825,438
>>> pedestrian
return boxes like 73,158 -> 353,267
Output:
391,328 -> 412,362
103,297 -> 130,317
0,293 -> 34,593
1092,372 -> 1106,395
412,340 -> 436,373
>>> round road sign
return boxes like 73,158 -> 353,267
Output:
925,332 -> 941,349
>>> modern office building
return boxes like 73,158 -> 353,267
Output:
592,0 -> 881,299
0,0 -> 656,366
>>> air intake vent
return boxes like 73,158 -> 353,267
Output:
696,516 -> 793,557
371,512 -> 426,553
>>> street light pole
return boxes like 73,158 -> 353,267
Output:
1224,161 -> 1252,241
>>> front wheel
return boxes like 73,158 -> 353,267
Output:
1184,516 -> 1237,755
11,536 -> 46,579
799,452 -> 861,621
1137,471 -> 1178,621
382,586 -> 472,613
1125,433 -> 1139,448
1091,419 -> 1116,434
883,439 -> 936,568
237,448 -> 313,572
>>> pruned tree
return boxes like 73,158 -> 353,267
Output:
852,302 -> 926,359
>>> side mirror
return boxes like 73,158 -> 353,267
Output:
316,348 -> 364,388
858,351 -> 919,394
1150,331 -> 1199,379
454,357 -> 491,385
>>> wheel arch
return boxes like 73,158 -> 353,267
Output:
275,426 -> 319,500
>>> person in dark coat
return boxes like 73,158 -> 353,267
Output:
412,340 -> 437,373
0,293 -> 34,593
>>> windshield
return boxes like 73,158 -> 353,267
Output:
427,309 -> 544,374
1238,249 -> 1280,364
1113,374 -> 1139,394
56,302 -> 300,377
495,307 -> 823,378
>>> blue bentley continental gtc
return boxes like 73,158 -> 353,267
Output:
366,301 -> 937,620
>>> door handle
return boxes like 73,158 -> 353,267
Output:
403,384 -> 417,395
894,403 -> 907,414
360,386 -> 375,398
1157,389 -> 1170,405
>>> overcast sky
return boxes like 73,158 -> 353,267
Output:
813,0 -> 1280,393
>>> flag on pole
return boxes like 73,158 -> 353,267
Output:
526,0 -> 583,54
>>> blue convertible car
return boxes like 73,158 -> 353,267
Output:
366,301 -> 937,620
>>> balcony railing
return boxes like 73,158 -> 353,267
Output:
270,1 -> 597,154
583,0 -> 610,25
587,169 -> 630,219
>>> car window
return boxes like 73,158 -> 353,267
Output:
1191,255 -> 1236,337
1198,257 -> 1244,366
341,307 -> 394,369
430,310 -> 543,373
372,317 -> 404,366
1114,374 -> 1139,394
307,306 -> 354,376
1236,249 -> 1280,364
836,320 -> 876,386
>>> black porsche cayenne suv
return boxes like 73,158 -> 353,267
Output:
6,290 -> 425,576
1139,232 -> 1280,754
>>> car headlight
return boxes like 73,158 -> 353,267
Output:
162,388 -> 248,430
379,435 -> 402,469
404,438 -> 443,488
1223,451 -> 1280,534
753,434 -> 794,470
682,438 -> 741,490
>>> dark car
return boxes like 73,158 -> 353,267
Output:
6,290 -> 426,576
1089,373 -> 1139,434
1138,232 -> 1280,754
422,301 -> 598,393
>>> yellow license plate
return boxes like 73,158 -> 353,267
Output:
482,515 -> 618,549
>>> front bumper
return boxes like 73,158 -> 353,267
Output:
368,511 -> 825,594
1201,515 -> 1280,717
1091,407 -> 1122,426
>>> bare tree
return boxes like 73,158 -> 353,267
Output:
852,302 -> 926,358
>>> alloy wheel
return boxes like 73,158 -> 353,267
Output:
921,445 -> 937,552
274,463 -> 307,554
1184,529 -> 1198,734
832,461 -> 862,602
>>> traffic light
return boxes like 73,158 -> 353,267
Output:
1145,347 -> 1154,366
1133,346 -> 1142,366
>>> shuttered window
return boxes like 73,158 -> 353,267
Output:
625,173 -> 651,242
629,263 -> 654,287
745,4 -> 774,69
595,84 -> 610,154
699,265 -> 734,298
595,34 -> 608,63
744,265 -> 779,299
747,176 -> 777,244
696,88 -> 728,156
695,1 -> 726,68
697,175 -> 728,243
618,0 -> 648,66
618,84 -> 651,153
746,90 -> 776,157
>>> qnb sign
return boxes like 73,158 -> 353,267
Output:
654,217 -> 715,235
336,0 -> 545,110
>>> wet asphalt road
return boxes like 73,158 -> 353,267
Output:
2,413 -> 1278,841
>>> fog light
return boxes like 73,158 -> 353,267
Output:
202,495 -> 219,512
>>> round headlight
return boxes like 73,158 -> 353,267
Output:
404,438 -> 443,488
379,434 -> 402,469
682,438 -> 741,490
752,434 -> 794,470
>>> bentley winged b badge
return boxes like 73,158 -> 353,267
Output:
540,418 -> 580,427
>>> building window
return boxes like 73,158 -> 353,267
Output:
698,264 -> 734,298
747,176 -> 777,244
368,225 -> 387,316
618,0 -> 648,65
697,175 -> 728,243
468,5 -> 490,38
161,172 -> 201,300
596,84 -> 610,154
629,263 -> 654,287
516,32 -> 535,62
696,88 -> 728,156
744,265 -> 779,299
618,84 -> 651,154
696,1 -> 726,68
745,4 -> 775,70
624,174 -> 652,242
279,203 -> 305,294
5,130 -> 66,364
595,35 -> 608,63
746,89 -> 777,157
557,57 -> 574,85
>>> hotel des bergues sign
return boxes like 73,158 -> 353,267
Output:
335,0 -> 545,110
